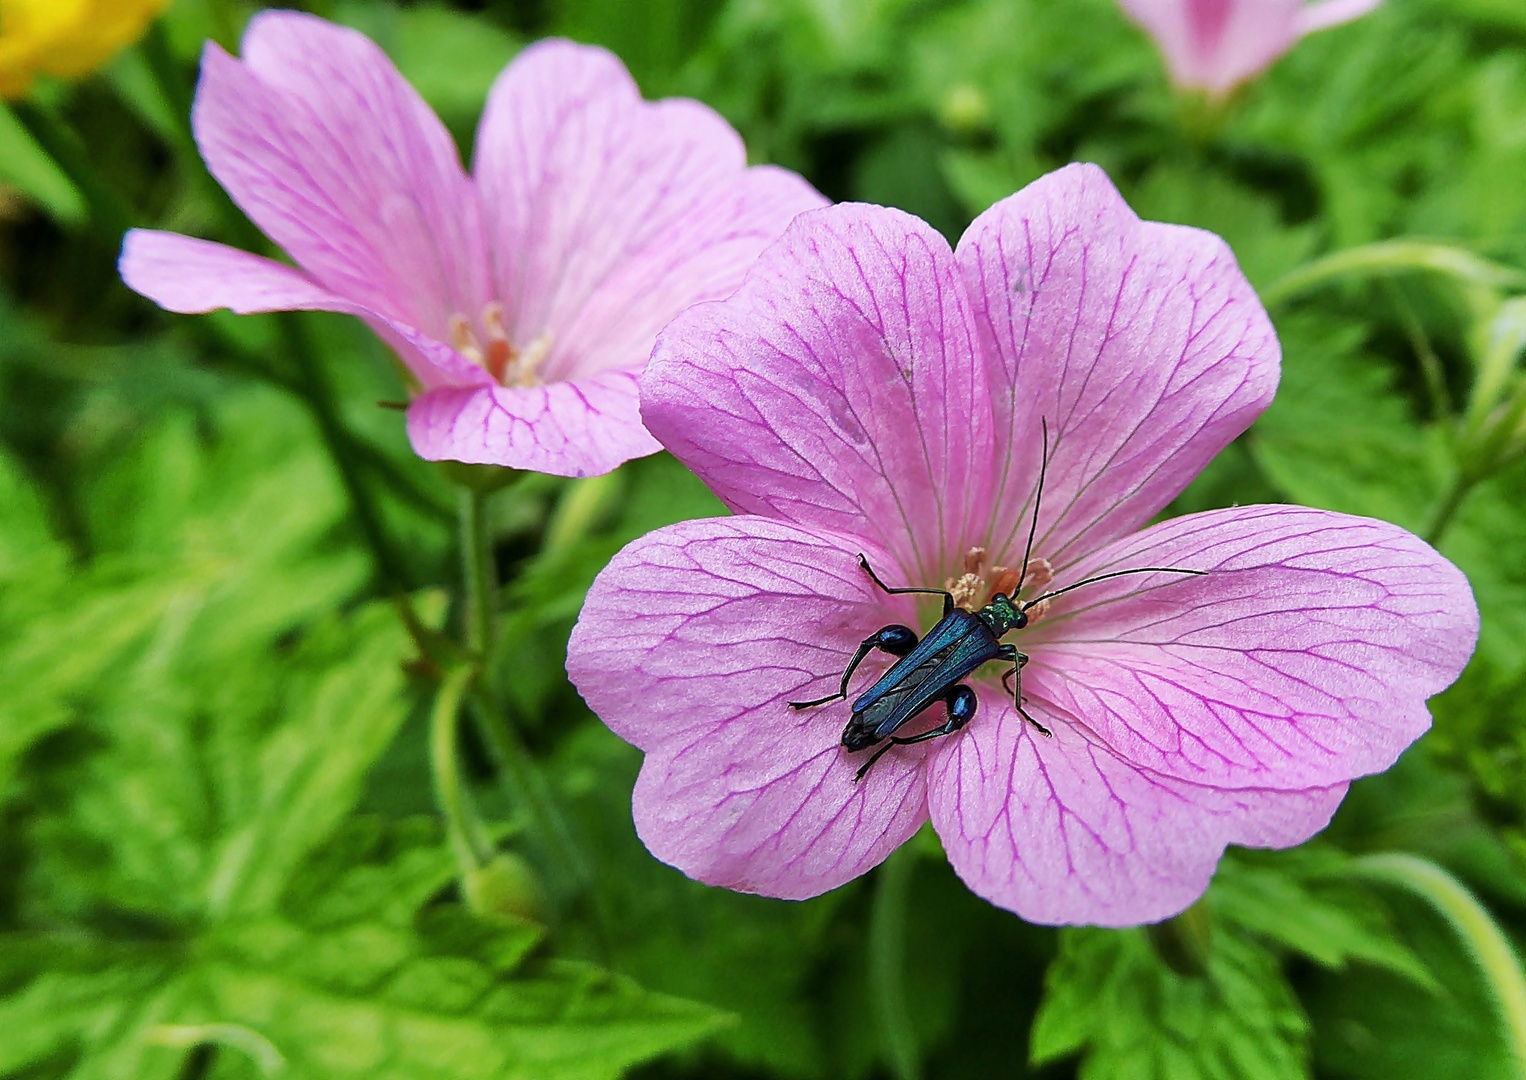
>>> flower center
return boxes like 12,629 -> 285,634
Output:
945,547 -> 1054,621
449,302 -> 553,388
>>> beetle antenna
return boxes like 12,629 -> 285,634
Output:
1012,417 -> 1048,598
1021,566 -> 1206,612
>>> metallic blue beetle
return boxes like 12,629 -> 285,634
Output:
790,423 -> 1202,780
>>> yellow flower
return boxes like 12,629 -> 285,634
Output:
0,0 -> 171,99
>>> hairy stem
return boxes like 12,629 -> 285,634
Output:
1352,853 -> 1526,1079
465,685 -> 592,900
870,843 -> 922,1080
455,487 -> 591,900
459,487 -> 498,660
430,665 -> 494,875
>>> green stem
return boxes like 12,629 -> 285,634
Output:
1384,278 -> 1453,421
459,487 -> 498,660
1423,473 -> 1475,547
1262,241 -> 1526,310
430,666 -> 494,875
454,485 -> 591,899
465,685 -> 592,897
1352,854 -> 1526,1079
277,314 -> 413,591
869,844 -> 922,1080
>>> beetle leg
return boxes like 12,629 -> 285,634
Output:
790,624 -> 918,709
997,646 -> 1050,738
854,684 -> 978,781
857,553 -> 955,618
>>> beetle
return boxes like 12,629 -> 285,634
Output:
790,422 -> 1204,780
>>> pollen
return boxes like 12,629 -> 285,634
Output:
1019,557 -> 1054,621
947,572 -> 986,611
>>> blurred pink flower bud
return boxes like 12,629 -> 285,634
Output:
1118,0 -> 1384,95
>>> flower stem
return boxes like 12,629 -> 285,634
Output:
1351,853 -> 1526,1078
459,486 -> 498,660
1423,473 -> 1475,547
277,315 -> 414,591
454,485 -> 591,900
430,665 -> 494,876
1262,241 -> 1526,309
466,686 -> 591,896
869,843 -> 922,1080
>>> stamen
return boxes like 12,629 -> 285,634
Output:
947,572 -> 987,612
449,313 -> 485,366
1018,558 -> 1053,622
962,547 -> 987,575
512,331 -> 554,387
482,302 -> 512,384
1021,557 -> 1053,594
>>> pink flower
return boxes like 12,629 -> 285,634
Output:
119,12 -> 825,478
566,164 -> 1478,927
1118,0 -> 1384,95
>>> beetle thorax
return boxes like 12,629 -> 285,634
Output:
978,593 -> 1024,636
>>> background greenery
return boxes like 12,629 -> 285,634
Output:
4,0 -> 1526,1077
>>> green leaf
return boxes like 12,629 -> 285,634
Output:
190,914 -> 722,1080
551,723 -> 835,1078
1304,886 -> 1520,1080
1031,925 -> 1309,1080
0,822 -> 725,1080
1252,311 -> 1443,533
1127,164 -> 1319,290
1210,854 -> 1436,988
0,104 -> 86,224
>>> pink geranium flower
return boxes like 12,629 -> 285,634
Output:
1118,0 -> 1384,95
120,12 -> 824,477
566,164 -> 1478,927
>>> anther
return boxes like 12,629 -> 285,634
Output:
449,313 -> 485,366
1021,557 -> 1053,594
947,572 -> 986,612
512,331 -> 554,387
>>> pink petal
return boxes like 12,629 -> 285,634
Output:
193,11 -> 490,342
406,369 -> 662,478
1117,0 -> 1306,93
927,699 -> 1347,926
474,39 -> 825,384
566,517 -> 930,898
643,203 -> 994,586
1022,505 -> 1478,792
1295,0 -> 1384,35
956,163 -> 1278,569
119,230 -> 489,390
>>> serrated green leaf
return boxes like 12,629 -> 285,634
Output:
205,602 -> 418,918
1032,926 -> 1309,1080
551,723 -> 837,1078
1210,856 -> 1436,989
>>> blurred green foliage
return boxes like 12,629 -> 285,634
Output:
4,0 -> 1526,1077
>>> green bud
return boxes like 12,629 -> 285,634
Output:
463,852 -> 545,922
